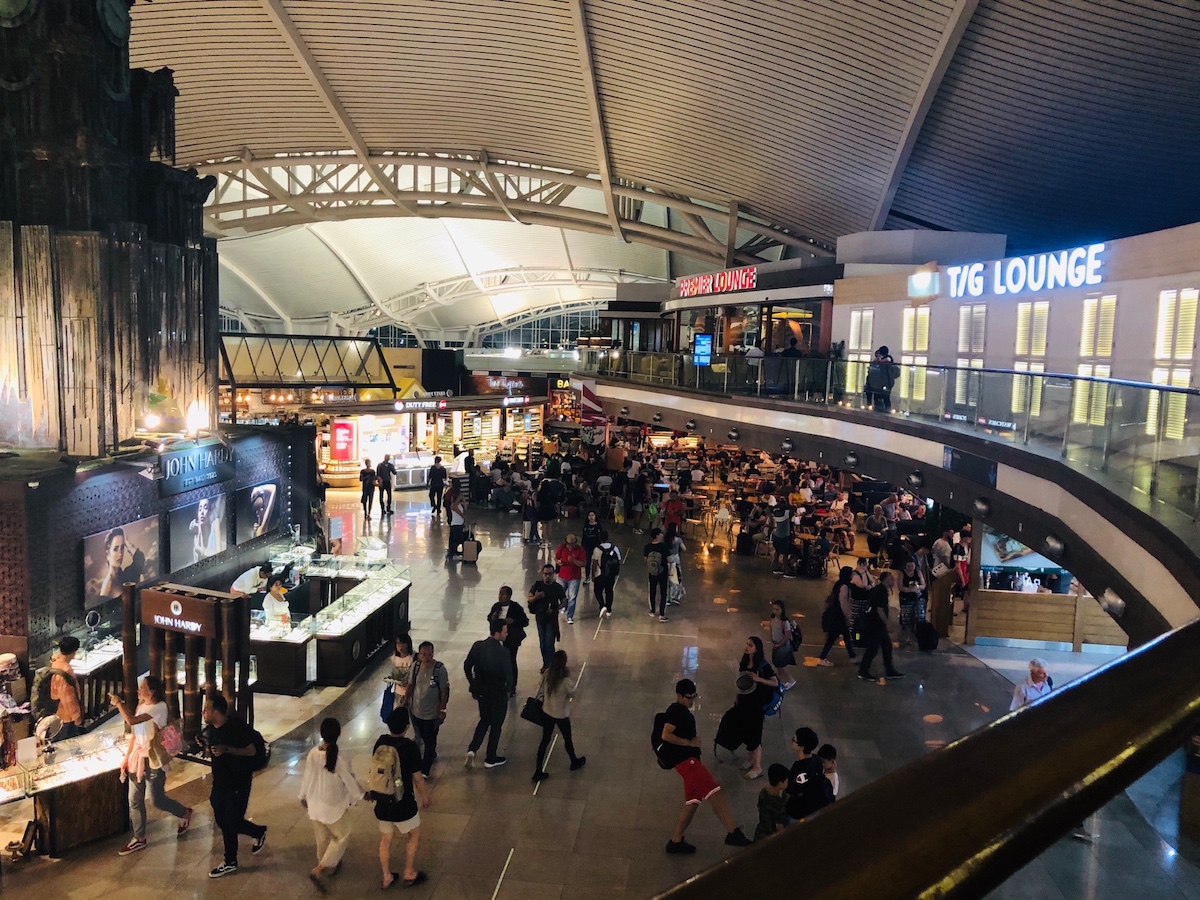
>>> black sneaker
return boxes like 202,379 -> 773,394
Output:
531,771 -> 549,783
665,839 -> 697,855
484,756 -> 507,768
251,828 -> 267,854
885,671 -> 906,679
209,862 -> 238,878
857,673 -> 877,682
724,827 -> 752,847
570,756 -> 587,771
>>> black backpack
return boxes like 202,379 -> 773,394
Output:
249,728 -> 270,772
599,545 -> 621,580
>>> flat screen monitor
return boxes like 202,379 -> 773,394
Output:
82,515 -> 160,609
693,333 -> 713,367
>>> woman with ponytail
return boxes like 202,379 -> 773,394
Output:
299,717 -> 363,888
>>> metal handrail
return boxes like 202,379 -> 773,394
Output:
656,616 -> 1200,899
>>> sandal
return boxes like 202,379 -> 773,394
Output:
403,871 -> 428,887
383,871 -> 401,890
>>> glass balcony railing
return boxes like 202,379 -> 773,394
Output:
579,349 -> 1200,522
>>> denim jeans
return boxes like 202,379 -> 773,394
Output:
411,714 -> 441,776
536,622 -> 556,668
129,766 -> 189,838
558,577 -> 581,619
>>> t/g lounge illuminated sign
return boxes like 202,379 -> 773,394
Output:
946,243 -> 1105,299
676,266 -> 759,299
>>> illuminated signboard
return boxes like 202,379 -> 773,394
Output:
677,266 -> 759,299
946,243 -> 1104,299
693,333 -> 713,367
330,420 -> 356,460
394,399 -> 448,411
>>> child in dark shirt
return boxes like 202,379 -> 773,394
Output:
753,764 -> 790,841
786,726 -> 833,823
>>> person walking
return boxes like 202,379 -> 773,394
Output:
522,487 -> 542,543
376,454 -> 396,516
405,641 -> 450,778
446,483 -> 467,559
644,528 -> 670,622
767,601 -> 798,689
898,558 -> 926,647
581,511 -> 602,585
818,567 -> 858,666
664,522 -> 687,606
428,456 -> 447,519
591,530 -> 621,618
528,564 -> 566,668
857,570 -> 904,682
202,693 -> 267,878
372,708 -> 431,888
488,586 -> 529,696
531,650 -> 587,782
733,637 -> 779,781
785,726 -> 834,823
112,676 -> 192,855
299,717 -> 362,888
463,619 -> 513,769
359,458 -> 377,520
656,679 -> 753,854
386,634 -> 415,716
555,533 -> 586,625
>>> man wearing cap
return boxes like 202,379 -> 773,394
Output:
554,533 -> 586,625
656,679 -> 752,855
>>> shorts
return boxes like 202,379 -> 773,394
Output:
674,756 -> 721,805
378,812 -> 421,834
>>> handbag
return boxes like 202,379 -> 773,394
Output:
520,696 -> 548,725
931,561 -> 951,579
158,722 -> 184,757
380,685 -> 396,722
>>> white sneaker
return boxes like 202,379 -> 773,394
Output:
604,609 -> 612,617
817,659 -> 834,668
566,618 -> 574,625
465,750 -> 475,769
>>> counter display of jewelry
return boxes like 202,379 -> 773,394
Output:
249,615 -> 317,695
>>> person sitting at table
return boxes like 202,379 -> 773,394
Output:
746,502 -> 770,536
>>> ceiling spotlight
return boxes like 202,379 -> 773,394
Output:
652,412 -> 663,423
26,481 -> 38,490
971,497 -> 991,518
727,428 -> 740,441
685,419 -> 697,431
1040,534 -> 1066,560
843,451 -> 858,467
619,406 -> 630,416
906,471 -> 924,489
780,438 -> 794,453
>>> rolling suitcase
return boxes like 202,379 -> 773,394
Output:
916,620 -> 939,652
462,529 -> 482,564
736,532 -> 755,556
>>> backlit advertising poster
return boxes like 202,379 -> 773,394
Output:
169,495 -> 229,572
236,482 -> 280,544
331,419 -> 356,461
82,516 -> 161,609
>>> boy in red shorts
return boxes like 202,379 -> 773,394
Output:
657,679 -> 752,854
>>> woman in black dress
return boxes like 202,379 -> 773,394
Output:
735,636 -> 779,781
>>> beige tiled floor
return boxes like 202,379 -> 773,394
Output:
1,492 -> 1196,899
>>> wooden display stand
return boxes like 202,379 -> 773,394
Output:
34,769 -> 129,858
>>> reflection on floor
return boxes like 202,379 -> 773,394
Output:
1,490 -> 1196,899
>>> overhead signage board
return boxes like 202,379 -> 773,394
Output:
461,374 -> 548,396
677,266 -> 759,299
942,446 -> 998,488
140,588 -> 219,638
330,419 -> 356,460
945,243 -> 1104,300
672,262 -> 842,303
394,399 -> 448,411
159,443 -> 236,497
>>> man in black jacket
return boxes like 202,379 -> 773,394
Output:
376,454 -> 397,516
488,585 -> 529,697
463,619 -> 513,769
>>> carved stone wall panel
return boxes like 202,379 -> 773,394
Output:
16,225 -> 59,449
0,485 -> 29,643
55,231 -> 103,458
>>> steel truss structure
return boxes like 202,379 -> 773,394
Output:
221,265 -> 665,345
200,152 -> 835,268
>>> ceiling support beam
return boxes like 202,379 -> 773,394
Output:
220,257 -> 293,332
870,0 -> 980,231
725,201 -> 740,268
568,0 -> 625,243
480,151 -> 524,225
257,0 -> 420,217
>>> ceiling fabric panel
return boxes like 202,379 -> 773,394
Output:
890,0 -> 1200,253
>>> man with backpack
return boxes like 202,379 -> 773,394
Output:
31,636 -> 83,740
201,692 -> 268,878
653,679 -> 753,855
370,708 -> 430,889
591,530 -> 621,618
644,528 -> 670,622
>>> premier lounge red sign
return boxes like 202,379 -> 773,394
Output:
677,266 -> 758,299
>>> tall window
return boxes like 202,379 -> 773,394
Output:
1073,294 -> 1116,425
1146,288 -> 1197,439
955,304 -> 986,406
847,308 -> 874,394
899,306 -> 929,401
1012,300 -> 1049,415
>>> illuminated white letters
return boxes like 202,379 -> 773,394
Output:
946,243 -> 1105,298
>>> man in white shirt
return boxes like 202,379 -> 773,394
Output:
690,467 -> 705,485
230,563 -> 272,597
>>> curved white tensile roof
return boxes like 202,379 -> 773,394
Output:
128,0 -> 1200,339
